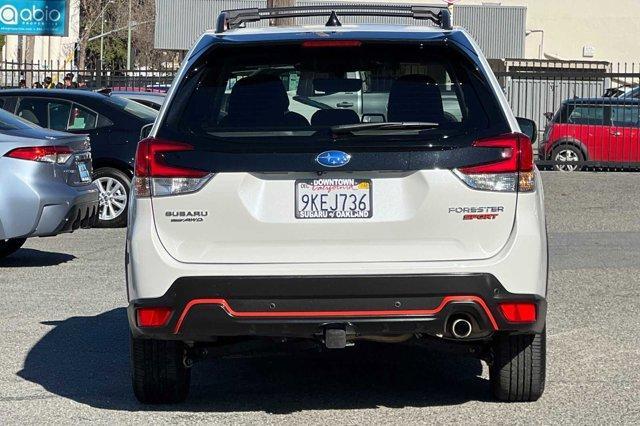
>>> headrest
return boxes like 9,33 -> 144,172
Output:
311,109 -> 360,126
387,74 -> 444,123
226,74 -> 289,125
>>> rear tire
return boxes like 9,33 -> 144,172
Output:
490,330 -> 546,402
552,145 -> 584,171
0,238 -> 27,259
131,336 -> 191,404
93,167 -> 131,228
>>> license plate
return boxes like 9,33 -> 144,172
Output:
77,162 -> 91,182
295,179 -> 372,219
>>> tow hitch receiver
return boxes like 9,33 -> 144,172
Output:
324,328 -> 348,349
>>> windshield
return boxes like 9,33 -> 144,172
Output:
161,41 -> 508,148
107,95 -> 158,121
621,87 -> 639,99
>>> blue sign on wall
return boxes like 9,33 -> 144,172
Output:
0,0 -> 69,36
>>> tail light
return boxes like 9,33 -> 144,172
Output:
136,307 -> 173,327
453,133 -> 535,192
5,146 -> 73,164
134,137 -> 211,197
499,302 -> 537,323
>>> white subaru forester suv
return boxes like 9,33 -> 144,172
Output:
126,5 -> 547,404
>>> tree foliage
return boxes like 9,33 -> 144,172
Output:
78,0 -> 178,70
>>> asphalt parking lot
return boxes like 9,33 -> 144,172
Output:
1,172 -> 639,423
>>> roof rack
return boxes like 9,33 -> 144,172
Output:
215,4 -> 453,33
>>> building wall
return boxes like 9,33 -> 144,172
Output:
154,0 -> 526,58
460,0 -> 640,63
154,0 -> 262,51
453,3 -> 525,59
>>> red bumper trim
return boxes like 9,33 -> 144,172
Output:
173,295 -> 499,334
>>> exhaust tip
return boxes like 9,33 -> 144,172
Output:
451,317 -> 473,339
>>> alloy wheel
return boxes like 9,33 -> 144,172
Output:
554,149 -> 580,171
95,176 -> 128,221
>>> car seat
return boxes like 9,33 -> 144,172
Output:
18,108 -> 40,126
220,75 -> 308,127
387,75 -> 445,123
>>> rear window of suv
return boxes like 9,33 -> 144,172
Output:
160,41 -> 510,150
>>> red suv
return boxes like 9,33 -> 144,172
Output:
540,98 -> 640,170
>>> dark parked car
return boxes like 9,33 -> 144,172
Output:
109,91 -> 165,110
0,89 -> 157,226
95,88 -> 166,110
620,86 -> 640,99
541,98 -> 640,171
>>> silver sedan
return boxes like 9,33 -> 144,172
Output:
0,110 -> 99,258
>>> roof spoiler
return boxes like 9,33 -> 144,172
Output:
215,4 -> 453,33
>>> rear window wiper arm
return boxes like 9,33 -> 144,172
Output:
330,122 -> 440,134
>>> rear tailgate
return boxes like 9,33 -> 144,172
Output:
151,169 -> 515,263
147,39 -> 521,264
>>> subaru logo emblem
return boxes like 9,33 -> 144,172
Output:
315,150 -> 351,168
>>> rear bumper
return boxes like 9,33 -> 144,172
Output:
128,273 -> 546,342
0,158 -> 100,240
33,188 -> 99,237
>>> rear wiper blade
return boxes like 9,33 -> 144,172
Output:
330,122 -> 440,134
